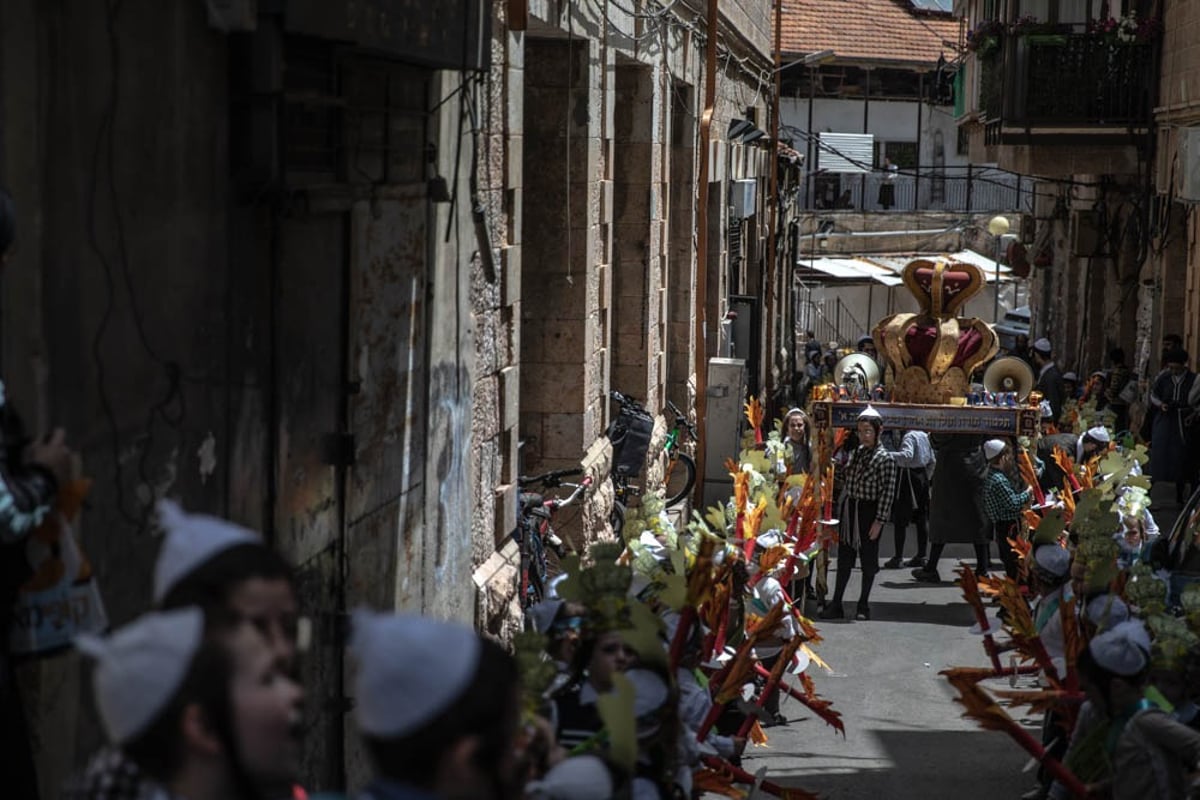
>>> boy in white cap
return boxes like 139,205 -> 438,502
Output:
980,439 -> 1032,579
821,405 -> 897,621
77,608 -> 305,800
67,500 -> 302,800
1019,544 -> 1074,800
350,609 -> 523,800
1069,621 -> 1200,799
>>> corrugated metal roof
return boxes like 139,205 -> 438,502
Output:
797,257 -> 903,286
798,251 -> 1014,285
817,133 -> 873,174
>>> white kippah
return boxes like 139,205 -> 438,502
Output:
858,405 -> 883,421
983,439 -> 1006,461
76,607 -> 204,744
525,755 -> 614,800
1084,594 -> 1130,632
153,500 -> 260,603
1089,620 -> 1151,676
350,609 -> 482,738
526,600 -> 564,635
1033,544 -> 1070,577
1084,426 -> 1110,444
1032,338 -> 1052,355
626,668 -> 670,718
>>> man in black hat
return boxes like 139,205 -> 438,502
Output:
1031,338 -> 1066,421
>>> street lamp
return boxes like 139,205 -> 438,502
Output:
988,214 -> 1009,322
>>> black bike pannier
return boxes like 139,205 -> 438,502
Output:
608,404 -> 654,477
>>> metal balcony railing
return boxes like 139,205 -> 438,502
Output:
802,164 -> 1034,214
975,28 -> 1157,131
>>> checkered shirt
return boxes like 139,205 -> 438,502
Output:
982,467 -> 1032,523
842,443 -> 898,522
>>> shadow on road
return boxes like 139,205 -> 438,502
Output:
764,728 -> 1028,799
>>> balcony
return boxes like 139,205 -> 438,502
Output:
976,30 -> 1157,146
974,29 -> 1161,143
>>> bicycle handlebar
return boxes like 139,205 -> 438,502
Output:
518,467 -> 583,488
549,476 -> 593,511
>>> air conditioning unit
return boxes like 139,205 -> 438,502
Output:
1178,127 -> 1200,203
729,179 -> 757,219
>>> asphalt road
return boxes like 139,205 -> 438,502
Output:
738,537 -> 1033,800
737,483 -> 1186,800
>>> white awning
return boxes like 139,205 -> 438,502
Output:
801,250 -> 1015,284
796,257 -> 903,286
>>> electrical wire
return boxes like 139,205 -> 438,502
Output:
87,0 -> 186,532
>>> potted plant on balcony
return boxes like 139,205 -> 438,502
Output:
966,19 -> 1005,59
1008,15 -> 1070,45
1087,11 -> 1161,45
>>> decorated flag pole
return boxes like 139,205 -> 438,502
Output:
699,754 -> 818,800
942,670 -> 1087,798
753,663 -> 845,736
736,637 -> 803,738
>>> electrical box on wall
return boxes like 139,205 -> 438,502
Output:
1178,128 -> 1200,203
729,179 -> 757,219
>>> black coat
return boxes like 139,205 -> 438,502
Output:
928,434 -> 989,544
1037,432 -> 1079,495
1037,363 -> 1067,422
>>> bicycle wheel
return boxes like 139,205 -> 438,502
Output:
610,499 -> 626,539
663,452 -> 696,508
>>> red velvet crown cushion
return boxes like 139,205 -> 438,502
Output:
904,321 -> 939,367
914,267 -> 975,315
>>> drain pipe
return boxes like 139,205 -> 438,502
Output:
764,0 -> 782,410
693,0 -> 719,506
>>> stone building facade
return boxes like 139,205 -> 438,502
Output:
0,0 -> 780,792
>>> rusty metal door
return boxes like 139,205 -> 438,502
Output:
343,188 -> 428,613
272,209 -> 351,790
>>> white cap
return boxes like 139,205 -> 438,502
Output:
1082,426 -> 1110,444
1032,338 -> 1053,355
153,500 -> 260,603
1088,620 -> 1151,676
1084,594 -> 1130,632
983,439 -> 1007,461
525,755 -> 614,800
76,608 -> 205,744
349,609 -> 482,738
526,600 -> 564,635
1062,372 -> 1078,382
857,405 -> 882,421
1033,544 -> 1070,577
1039,400 -> 1054,419
626,668 -> 669,718
754,530 -> 784,551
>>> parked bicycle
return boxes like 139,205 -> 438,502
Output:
662,399 -> 698,508
514,467 -> 590,608
607,391 -> 652,539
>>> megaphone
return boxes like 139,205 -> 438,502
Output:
983,356 -> 1035,400
834,353 -> 881,390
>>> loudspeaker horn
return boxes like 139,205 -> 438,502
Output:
834,353 -> 881,389
983,356 -> 1035,400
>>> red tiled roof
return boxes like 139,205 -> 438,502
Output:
781,0 -> 961,66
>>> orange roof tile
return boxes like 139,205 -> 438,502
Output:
781,0 -> 961,66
